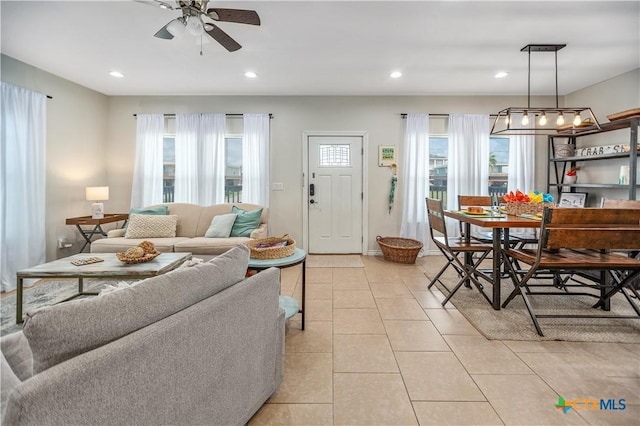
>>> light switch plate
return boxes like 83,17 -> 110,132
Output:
271,182 -> 284,191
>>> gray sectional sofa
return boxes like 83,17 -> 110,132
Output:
90,203 -> 268,255
0,246 -> 285,425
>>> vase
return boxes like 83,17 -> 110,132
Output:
564,174 -> 577,184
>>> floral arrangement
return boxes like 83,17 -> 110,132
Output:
502,190 -> 554,216
502,190 -> 554,204
566,166 -> 581,177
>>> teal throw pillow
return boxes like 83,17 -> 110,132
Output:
230,206 -> 263,237
124,205 -> 169,231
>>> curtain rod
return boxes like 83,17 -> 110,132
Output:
133,113 -> 273,118
400,113 -> 498,118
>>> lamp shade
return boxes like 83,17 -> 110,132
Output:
86,186 -> 109,201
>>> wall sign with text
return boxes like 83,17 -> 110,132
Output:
378,145 -> 396,167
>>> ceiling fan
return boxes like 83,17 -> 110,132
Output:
150,0 -> 260,52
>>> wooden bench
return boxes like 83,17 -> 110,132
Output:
501,207 -> 640,336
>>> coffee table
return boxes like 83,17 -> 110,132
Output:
248,248 -> 307,330
15,252 -> 191,323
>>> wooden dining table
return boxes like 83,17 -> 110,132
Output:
443,210 -> 542,310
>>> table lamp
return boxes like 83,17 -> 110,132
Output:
85,186 -> 109,219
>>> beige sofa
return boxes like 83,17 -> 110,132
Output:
90,203 -> 268,255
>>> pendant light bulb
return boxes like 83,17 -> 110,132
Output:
573,113 -> 582,126
556,112 -> 565,126
521,112 -> 529,126
539,112 -> 547,126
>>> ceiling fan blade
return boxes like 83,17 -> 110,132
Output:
206,8 -> 261,25
205,22 -> 242,52
154,23 -> 174,39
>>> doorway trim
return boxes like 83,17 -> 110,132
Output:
302,131 -> 369,255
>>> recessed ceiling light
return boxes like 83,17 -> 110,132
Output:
390,71 -> 402,79
109,71 -> 124,78
494,71 -> 508,79
245,71 -> 257,78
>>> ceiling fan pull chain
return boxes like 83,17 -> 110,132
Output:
200,34 -> 203,56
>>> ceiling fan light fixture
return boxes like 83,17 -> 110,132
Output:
166,18 -> 186,37
187,16 -> 204,36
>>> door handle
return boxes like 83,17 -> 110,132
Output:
310,199 -> 315,204
309,183 -> 315,196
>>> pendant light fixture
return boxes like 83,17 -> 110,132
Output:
490,44 -> 600,135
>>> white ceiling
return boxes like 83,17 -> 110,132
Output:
1,1 -> 639,97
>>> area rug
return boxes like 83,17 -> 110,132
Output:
0,279 -> 129,336
306,254 -> 364,268
430,273 -> 640,343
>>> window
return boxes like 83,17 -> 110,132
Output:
162,134 -> 243,203
318,144 -> 351,166
428,135 -> 510,199
225,137 -> 242,202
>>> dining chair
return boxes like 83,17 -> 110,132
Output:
426,198 -> 494,306
457,194 -> 537,248
457,195 -> 492,241
600,198 -> 640,209
501,207 -> 640,336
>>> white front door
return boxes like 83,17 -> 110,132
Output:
308,135 -> 363,253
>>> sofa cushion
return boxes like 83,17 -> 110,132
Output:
1,351 -> 20,417
125,214 -> 178,238
0,331 -> 33,381
123,205 -> 169,231
23,245 -> 251,374
90,237 -> 188,253
174,237 -> 252,255
195,204 -> 268,237
205,213 -> 237,238
230,206 -> 263,237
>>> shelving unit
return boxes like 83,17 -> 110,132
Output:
547,117 -> 639,203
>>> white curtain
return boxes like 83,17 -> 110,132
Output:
198,114 -> 226,205
1,82 -> 46,292
130,114 -> 164,208
400,113 -> 430,254
507,114 -> 535,193
447,114 -> 490,235
175,114 -> 200,203
242,114 -> 270,206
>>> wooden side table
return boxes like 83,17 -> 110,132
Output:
66,214 -> 129,253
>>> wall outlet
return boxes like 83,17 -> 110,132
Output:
271,182 -> 284,191
58,238 -> 73,249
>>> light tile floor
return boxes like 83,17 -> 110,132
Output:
248,255 -> 640,425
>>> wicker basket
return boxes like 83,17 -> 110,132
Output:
504,202 -> 554,216
376,236 -> 423,264
116,251 -> 160,264
246,234 -> 296,259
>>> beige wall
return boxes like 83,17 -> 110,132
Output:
106,94 -> 554,253
1,55 -> 109,260
2,53 -> 637,259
